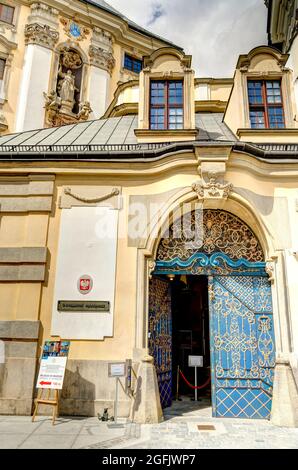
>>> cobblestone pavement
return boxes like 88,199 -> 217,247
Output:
0,400 -> 297,449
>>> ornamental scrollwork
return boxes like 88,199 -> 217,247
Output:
25,23 -> 59,49
192,173 -> 233,201
156,210 -> 264,263
88,45 -> 115,74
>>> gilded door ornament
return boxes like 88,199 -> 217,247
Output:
148,277 -> 172,409
209,275 -> 275,419
157,210 -> 264,264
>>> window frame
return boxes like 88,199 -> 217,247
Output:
149,79 -> 184,131
0,57 -> 6,80
123,53 -> 143,74
0,3 -> 15,25
248,79 -> 285,129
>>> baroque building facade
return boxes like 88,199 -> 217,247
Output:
0,1 -> 297,426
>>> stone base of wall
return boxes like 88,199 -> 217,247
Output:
33,359 -> 134,418
0,321 -> 40,416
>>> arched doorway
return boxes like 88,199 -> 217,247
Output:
149,209 -> 275,419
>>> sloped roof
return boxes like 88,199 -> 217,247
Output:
79,0 -> 182,49
0,114 -> 236,151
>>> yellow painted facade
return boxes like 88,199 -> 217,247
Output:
0,0 -> 298,426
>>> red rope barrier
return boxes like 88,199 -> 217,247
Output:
179,369 -> 211,390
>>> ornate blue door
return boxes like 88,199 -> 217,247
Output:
148,277 -> 172,409
209,275 -> 275,419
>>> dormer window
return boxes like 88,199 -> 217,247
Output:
150,80 -> 183,130
124,53 -> 142,74
0,3 -> 14,24
248,80 -> 285,129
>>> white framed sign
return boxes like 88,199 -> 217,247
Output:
108,362 -> 126,377
188,355 -> 204,368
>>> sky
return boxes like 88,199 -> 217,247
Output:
107,0 -> 268,77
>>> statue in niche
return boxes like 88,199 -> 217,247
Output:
44,47 -> 92,126
57,67 -> 79,113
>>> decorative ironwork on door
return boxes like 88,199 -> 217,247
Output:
148,277 -> 172,409
209,275 -> 275,419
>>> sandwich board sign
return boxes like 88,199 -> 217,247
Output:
36,340 -> 70,390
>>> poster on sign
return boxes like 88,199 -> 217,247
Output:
36,341 -> 70,390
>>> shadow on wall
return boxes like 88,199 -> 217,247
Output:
130,376 -> 142,422
59,366 -> 96,417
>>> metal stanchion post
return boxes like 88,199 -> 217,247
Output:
195,366 -> 198,401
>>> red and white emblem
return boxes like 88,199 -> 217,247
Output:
78,275 -> 93,295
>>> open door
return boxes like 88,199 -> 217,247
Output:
209,275 -> 275,419
148,276 -> 172,409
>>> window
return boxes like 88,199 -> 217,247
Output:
150,80 -> 184,130
124,54 -> 142,74
0,58 -> 5,80
0,3 -> 14,24
248,80 -> 285,129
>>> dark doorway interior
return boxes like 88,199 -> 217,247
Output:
171,275 -> 211,402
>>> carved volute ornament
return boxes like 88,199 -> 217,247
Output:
25,23 -> 59,49
192,172 -> 233,201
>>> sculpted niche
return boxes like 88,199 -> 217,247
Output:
44,47 -> 92,126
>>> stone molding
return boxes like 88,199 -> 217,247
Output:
88,45 -> 115,73
0,175 -> 54,213
24,22 -> 59,50
0,247 -> 47,264
60,185 -> 122,209
0,321 -> 40,340
0,265 -> 46,282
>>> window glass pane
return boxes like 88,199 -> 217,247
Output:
266,81 -> 282,104
268,107 -> 285,128
168,81 -> 183,105
151,81 -> 165,105
0,4 -> 14,24
150,108 -> 165,130
248,81 -> 263,105
168,107 -> 184,129
250,110 -> 265,129
124,54 -> 142,74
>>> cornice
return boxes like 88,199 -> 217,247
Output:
195,100 -> 227,113
195,78 -> 234,86
237,128 -> 298,137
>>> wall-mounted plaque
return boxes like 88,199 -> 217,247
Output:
57,300 -> 110,312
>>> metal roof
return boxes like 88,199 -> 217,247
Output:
0,114 -> 236,152
79,0 -> 182,50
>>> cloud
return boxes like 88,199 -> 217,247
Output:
147,3 -> 165,26
107,0 -> 268,77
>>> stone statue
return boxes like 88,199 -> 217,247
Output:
58,67 -> 79,104
43,90 -> 61,125
77,101 -> 92,121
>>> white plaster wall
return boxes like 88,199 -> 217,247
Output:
195,84 -> 210,101
15,45 -> 52,132
283,191 -> 298,367
51,206 -> 118,340
288,37 -> 298,118
89,66 -> 110,119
